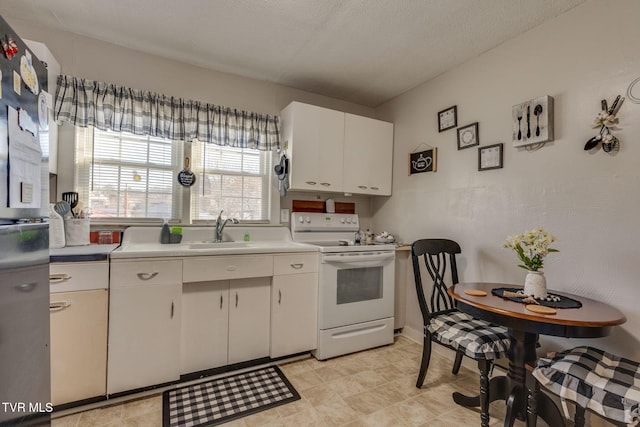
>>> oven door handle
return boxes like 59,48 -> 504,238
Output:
322,252 -> 395,263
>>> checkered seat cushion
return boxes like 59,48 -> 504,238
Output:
532,346 -> 640,426
428,311 -> 510,360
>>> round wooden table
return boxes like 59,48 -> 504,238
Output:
448,282 -> 626,427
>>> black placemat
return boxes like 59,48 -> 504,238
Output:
492,287 -> 582,309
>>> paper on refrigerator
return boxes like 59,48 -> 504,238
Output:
8,106 -> 41,208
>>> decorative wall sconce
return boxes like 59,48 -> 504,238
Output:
584,95 -> 624,153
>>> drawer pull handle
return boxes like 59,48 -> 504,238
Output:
220,295 -> 223,310
50,273 -> 72,283
171,301 -> 175,319
370,186 -> 379,190
137,272 -> 159,280
320,182 -> 331,186
278,289 -> 282,305
357,185 -> 368,190
235,292 -> 239,308
50,301 -> 71,312
290,263 -> 304,269
305,181 -> 317,185
15,282 -> 37,292
226,266 -> 237,271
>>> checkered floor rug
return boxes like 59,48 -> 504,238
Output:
162,366 -> 300,427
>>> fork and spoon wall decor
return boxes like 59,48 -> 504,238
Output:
512,95 -> 554,148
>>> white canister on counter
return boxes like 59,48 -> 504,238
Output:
325,198 -> 335,213
48,204 -> 65,249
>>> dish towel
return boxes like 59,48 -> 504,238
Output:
276,153 -> 289,196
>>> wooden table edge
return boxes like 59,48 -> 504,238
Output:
449,282 -> 627,328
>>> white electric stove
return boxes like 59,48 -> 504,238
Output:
291,212 -> 395,360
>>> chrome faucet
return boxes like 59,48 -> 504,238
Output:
215,210 -> 239,242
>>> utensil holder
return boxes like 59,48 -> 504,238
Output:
64,218 -> 90,246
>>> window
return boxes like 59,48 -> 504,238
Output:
190,139 -> 271,222
74,127 -> 272,223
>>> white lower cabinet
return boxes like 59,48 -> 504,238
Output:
271,253 -> 319,358
228,278 -> 271,364
50,289 -> 108,405
181,277 -> 271,373
107,260 -> 182,395
271,273 -> 318,358
107,252 -> 317,393
181,280 -> 229,374
50,261 -> 109,406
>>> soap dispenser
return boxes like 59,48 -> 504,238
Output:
160,219 -> 170,244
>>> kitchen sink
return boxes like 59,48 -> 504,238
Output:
186,241 -> 253,250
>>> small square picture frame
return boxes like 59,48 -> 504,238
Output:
478,143 -> 503,171
457,122 -> 479,150
438,105 -> 457,132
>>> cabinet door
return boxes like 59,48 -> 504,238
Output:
107,283 -> 181,394
181,281 -> 228,374
271,273 -> 318,358
228,278 -> 271,364
50,290 -> 107,405
282,102 -> 344,192
343,114 -> 394,195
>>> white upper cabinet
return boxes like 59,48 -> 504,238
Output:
281,102 -> 344,192
343,114 -> 394,196
280,102 -> 393,196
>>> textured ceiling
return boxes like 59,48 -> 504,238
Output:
0,0 -> 585,107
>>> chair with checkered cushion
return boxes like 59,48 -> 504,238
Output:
532,346 -> 640,427
411,239 -> 510,426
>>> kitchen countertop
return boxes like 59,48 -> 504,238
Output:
110,240 -> 318,259
50,244 -> 120,262
110,225 -> 319,259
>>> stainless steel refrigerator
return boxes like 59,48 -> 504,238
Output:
0,15 -> 51,426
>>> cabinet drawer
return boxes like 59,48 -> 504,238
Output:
273,253 -> 319,275
183,255 -> 273,282
110,259 -> 182,288
50,262 -> 109,293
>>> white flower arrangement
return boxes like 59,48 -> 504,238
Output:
503,228 -> 558,271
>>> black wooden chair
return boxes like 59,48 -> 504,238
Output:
532,346 -> 640,427
411,239 -> 511,426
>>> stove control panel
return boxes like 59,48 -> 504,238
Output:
291,212 -> 359,232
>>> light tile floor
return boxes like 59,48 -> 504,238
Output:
52,336 -> 549,426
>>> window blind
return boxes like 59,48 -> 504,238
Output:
75,127 -> 182,219
191,139 -> 271,222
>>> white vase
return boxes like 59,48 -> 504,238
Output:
524,271 -> 547,299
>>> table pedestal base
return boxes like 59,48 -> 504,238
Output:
451,329 -> 567,427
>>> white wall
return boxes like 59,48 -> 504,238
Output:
374,0 -> 640,359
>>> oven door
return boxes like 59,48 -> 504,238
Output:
318,251 -> 395,330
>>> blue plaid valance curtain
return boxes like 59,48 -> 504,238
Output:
54,75 -> 281,151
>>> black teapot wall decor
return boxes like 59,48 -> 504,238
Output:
409,146 -> 437,175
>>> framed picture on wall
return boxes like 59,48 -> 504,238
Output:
457,122 -> 479,150
438,106 -> 457,132
478,143 -> 503,171
409,148 -> 437,175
